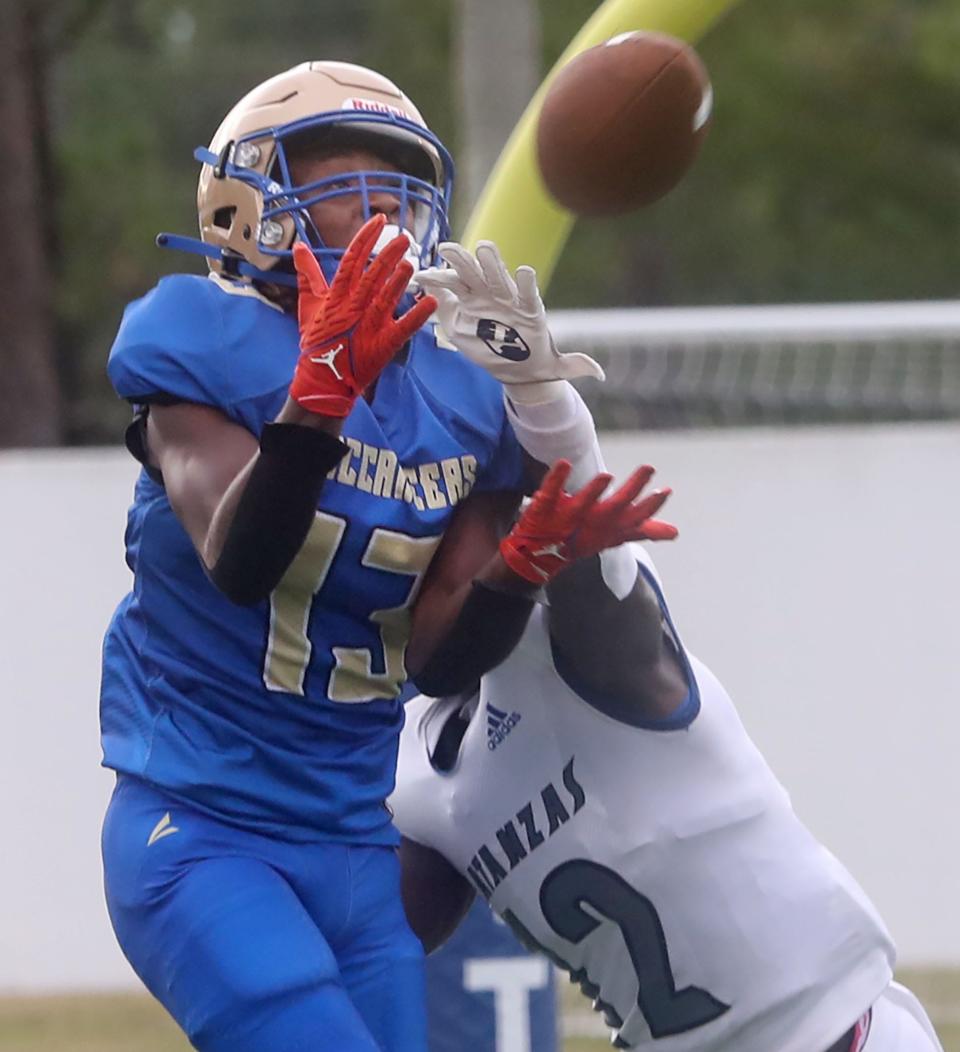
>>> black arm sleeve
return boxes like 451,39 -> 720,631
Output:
208,422 -> 348,606
411,581 -> 535,698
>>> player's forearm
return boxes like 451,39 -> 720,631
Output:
504,381 -> 604,488
203,408 -> 347,604
203,398 -> 341,561
407,556 -> 538,697
406,488 -> 528,692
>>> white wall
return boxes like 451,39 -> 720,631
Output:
2,450 -> 140,992
1,423 -> 957,993
601,423 -> 960,969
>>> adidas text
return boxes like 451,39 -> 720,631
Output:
487,704 -> 521,751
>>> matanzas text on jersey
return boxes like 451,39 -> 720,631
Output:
466,756 -> 586,899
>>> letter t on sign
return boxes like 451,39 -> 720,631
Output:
463,957 -> 550,1052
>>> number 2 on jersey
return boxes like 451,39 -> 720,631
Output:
507,859 -> 729,1041
262,511 -> 441,700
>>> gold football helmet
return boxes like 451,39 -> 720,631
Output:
158,61 -> 453,287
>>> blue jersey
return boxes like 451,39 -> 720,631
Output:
101,273 -> 524,845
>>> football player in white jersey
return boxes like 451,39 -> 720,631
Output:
390,243 -> 944,1052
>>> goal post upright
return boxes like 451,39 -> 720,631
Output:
459,0 -> 742,289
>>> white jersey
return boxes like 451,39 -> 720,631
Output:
392,557 -> 895,1052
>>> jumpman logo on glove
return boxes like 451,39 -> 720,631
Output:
308,343 -> 345,381
529,542 -> 568,568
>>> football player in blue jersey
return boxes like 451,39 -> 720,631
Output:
99,61 -> 627,1052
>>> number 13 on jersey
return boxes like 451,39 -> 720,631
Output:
263,511 -> 442,701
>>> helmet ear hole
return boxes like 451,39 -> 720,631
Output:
213,206 -> 236,230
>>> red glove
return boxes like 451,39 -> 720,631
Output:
289,214 -> 438,417
569,463 -> 678,554
500,461 -> 677,585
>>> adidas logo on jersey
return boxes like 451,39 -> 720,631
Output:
487,703 -> 521,750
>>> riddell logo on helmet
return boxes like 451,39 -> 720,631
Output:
344,97 -> 407,120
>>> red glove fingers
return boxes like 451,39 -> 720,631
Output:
353,228 -> 412,307
379,283 -> 437,349
570,465 -> 678,556
595,464 -> 655,509
327,213 -> 390,299
364,259 -> 415,334
294,214 -> 390,328
531,457 -> 572,502
351,262 -> 437,387
500,461 -> 678,585
289,215 -> 436,417
499,460 -> 588,584
561,469 -> 615,520
295,213 -> 389,340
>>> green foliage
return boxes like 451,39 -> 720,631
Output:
50,0 -> 960,441
549,0 -> 960,306
53,0 -> 377,441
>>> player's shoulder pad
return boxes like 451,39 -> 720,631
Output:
408,324 -> 510,434
390,693 -> 442,842
409,327 -> 526,492
107,273 -> 297,414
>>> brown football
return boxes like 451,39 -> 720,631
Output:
536,31 -> 712,216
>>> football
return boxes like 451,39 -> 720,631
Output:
535,31 -> 713,216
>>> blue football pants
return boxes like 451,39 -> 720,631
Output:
102,775 -> 427,1052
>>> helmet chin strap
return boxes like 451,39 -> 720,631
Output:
155,232 -> 299,287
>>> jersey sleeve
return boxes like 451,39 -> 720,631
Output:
107,275 -> 239,415
389,694 -> 451,850
408,329 -> 527,496
548,557 -> 703,732
471,405 -> 526,494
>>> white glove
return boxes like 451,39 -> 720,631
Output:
416,240 -> 605,403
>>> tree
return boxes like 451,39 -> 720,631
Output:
1,0 -> 61,446
21,0 -> 960,445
